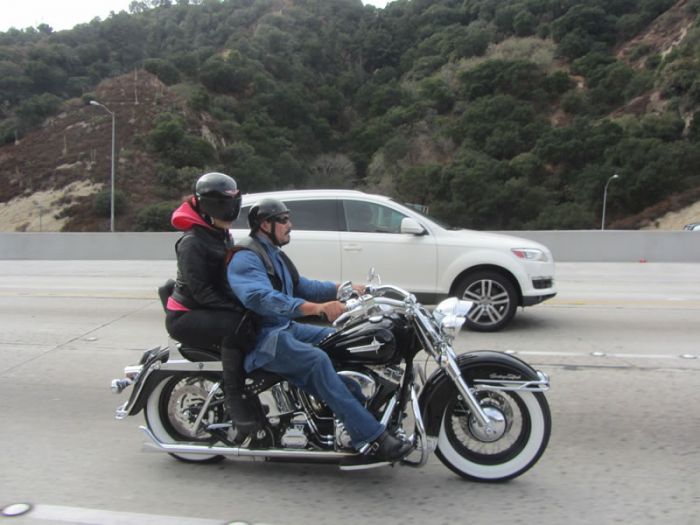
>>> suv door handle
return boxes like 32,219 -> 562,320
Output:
343,243 -> 362,252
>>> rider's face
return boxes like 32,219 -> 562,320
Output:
273,214 -> 292,245
263,215 -> 292,246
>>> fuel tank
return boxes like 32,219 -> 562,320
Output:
320,316 -> 397,365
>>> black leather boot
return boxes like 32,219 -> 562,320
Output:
371,431 -> 413,461
221,345 -> 261,434
223,388 -> 261,434
340,430 -> 413,470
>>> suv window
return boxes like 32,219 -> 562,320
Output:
285,199 -> 339,231
343,200 -> 407,233
232,200 -> 340,231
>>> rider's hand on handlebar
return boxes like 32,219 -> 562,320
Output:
351,283 -> 366,296
318,300 -> 346,322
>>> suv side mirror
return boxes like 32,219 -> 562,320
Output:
400,217 -> 426,235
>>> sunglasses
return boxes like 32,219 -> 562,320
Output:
272,216 -> 291,224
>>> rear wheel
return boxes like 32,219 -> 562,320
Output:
144,374 -> 226,463
455,271 -> 517,332
435,386 -> 550,482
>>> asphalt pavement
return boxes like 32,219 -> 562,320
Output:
0,261 -> 698,525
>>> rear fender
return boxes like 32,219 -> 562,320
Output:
418,351 -> 541,436
122,353 -> 222,417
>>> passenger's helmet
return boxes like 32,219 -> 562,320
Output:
248,198 -> 290,232
194,172 -> 241,222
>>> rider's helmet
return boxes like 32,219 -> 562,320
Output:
248,198 -> 290,233
194,172 -> 241,222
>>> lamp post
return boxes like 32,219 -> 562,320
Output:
89,100 -> 116,232
601,173 -> 620,230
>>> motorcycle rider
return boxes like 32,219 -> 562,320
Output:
227,198 -> 412,466
165,172 -> 259,434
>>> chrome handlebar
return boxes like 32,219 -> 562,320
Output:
333,284 -> 417,327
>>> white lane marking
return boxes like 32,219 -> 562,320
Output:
504,350 -> 698,360
15,504 -> 273,525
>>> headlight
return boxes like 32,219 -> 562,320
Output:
440,314 -> 466,340
511,248 -> 549,262
434,298 -> 473,341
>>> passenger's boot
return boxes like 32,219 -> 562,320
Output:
221,345 -> 261,435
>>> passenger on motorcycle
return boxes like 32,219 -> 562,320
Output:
165,172 -> 260,434
227,198 -> 412,465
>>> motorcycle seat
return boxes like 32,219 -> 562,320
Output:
178,344 -> 284,394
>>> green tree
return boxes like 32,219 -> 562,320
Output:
135,201 -> 178,231
16,93 -> 62,126
143,58 -> 181,85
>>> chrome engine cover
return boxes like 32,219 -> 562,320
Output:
337,370 -> 377,404
258,382 -> 295,418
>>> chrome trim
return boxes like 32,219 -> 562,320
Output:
111,378 -> 133,394
401,386 -> 429,468
442,350 -> 497,432
140,426 -> 353,460
115,401 -> 129,420
473,371 -> 550,392
346,337 -> 382,354
379,395 -> 398,428
338,370 -> 377,401
192,381 -> 221,434
156,360 -> 223,372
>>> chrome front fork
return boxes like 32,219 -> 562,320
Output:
441,348 -> 499,437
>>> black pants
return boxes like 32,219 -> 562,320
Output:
165,309 -> 246,391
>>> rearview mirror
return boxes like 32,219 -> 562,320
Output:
400,217 -> 426,235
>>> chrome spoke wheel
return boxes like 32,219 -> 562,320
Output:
144,374 -> 226,463
448,391 -> 521,459
165,377 -> 223,440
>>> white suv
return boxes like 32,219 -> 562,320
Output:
231,190 -> 556,331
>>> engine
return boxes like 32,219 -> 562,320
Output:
255,366 -> 405,450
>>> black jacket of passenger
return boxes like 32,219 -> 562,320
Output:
171,199 -> 239,311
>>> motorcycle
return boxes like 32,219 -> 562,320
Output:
111,275 -> 551,481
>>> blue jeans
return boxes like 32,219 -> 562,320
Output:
261,323 -> 385,449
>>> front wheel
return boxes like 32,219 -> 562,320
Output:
435,387 -> 550,482
144,374 -> 226,463
455,271 -> 517,332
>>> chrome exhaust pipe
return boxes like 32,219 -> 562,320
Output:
140,426 -> 355,461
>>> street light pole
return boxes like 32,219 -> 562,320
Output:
601,173 -> 620,230
89,100 -> 116,232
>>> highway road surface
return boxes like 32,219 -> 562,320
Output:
0,261 -> 698,525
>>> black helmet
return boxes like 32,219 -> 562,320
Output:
194,172 -> 241,222
248,198 -> 290,232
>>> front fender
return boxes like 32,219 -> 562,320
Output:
418,351 -> 542,436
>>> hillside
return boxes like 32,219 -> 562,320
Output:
0,71 -> 202,231
1,0 -> 700,232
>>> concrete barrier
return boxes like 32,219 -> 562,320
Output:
500,230 -> 700,262
0,231 -> 698,262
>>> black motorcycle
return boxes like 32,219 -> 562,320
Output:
111,277 -> 551,481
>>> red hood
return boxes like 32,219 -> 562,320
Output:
171,199 -> 212,231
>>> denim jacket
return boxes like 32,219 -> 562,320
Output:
227,235 -> 336,371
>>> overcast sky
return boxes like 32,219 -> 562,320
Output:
0,0 -> 392,32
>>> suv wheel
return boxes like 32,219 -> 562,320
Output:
455,271 -> 517,332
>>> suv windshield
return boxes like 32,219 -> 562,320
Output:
393,199 -> 451,229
